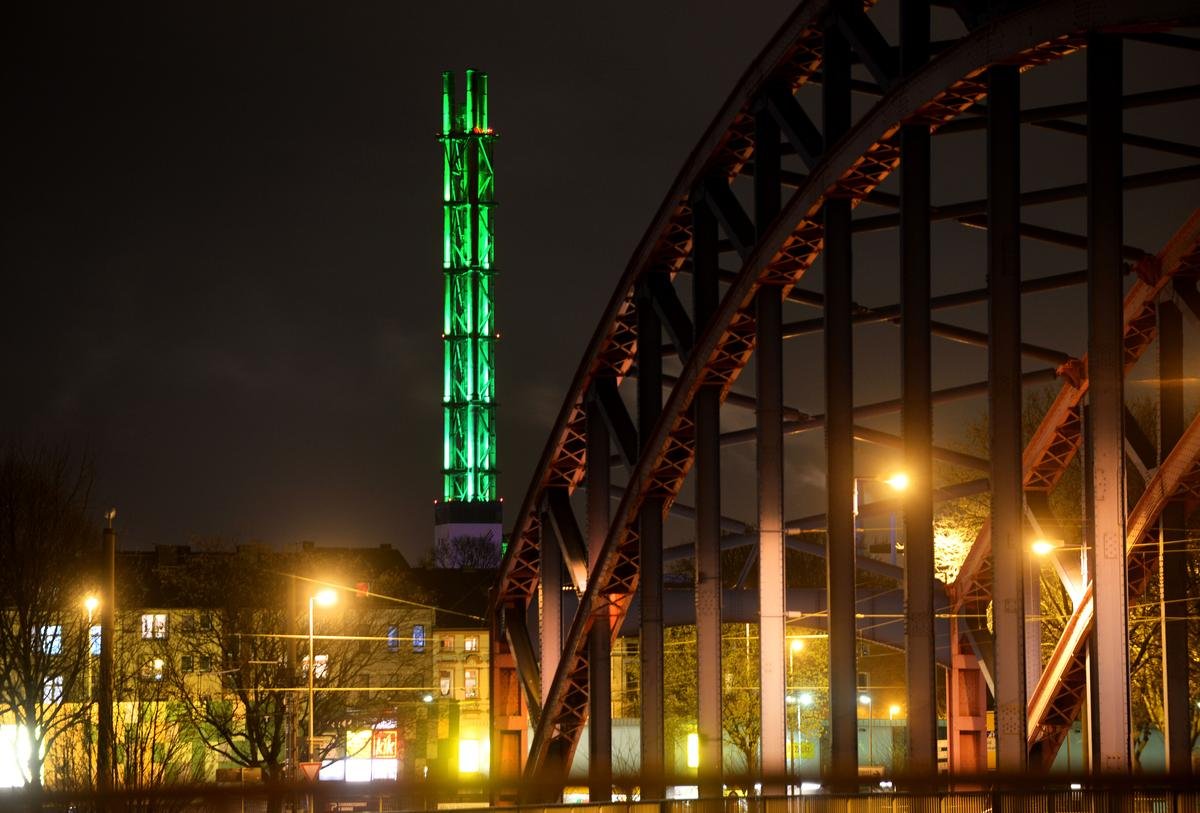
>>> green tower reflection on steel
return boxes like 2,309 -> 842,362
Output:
440,69 -> 497,505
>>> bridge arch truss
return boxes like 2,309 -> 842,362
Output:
491,0 -> 1200,799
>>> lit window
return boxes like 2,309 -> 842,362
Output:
464,636 -> 479,652
141,614 -> 168,640
387,626 -> 400,653
412,624 -> 426,653
43,676 -> 63,705
142,659 -> 164,680
303,655 -> 329,680
464,668 -> 478,699
439,670 -> 452,697
40,625 -> 62,654
89,625 -> 101,656
440,635 -> 454,650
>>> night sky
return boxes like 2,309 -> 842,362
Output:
4,2 -> 801,559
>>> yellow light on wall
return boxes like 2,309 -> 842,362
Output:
686,732 -> 699,769
459,739 -> 481,774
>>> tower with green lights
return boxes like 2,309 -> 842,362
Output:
434,69 -> 502,556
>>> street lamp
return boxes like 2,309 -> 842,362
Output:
83,595 -> 99,784
1031,537 -> 1062,556
888,704 -> 901,721
859,694 -> 873,766
308,588 -> 337,762
853,473 -> 908,559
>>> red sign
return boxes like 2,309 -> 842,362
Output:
299,762 -> 321,781
373,729 -> 398,759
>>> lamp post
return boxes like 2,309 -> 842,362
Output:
859,694 -> 873,766
853,473 -> 909,556
307,588 -> 337,762
83,595 -> 99,785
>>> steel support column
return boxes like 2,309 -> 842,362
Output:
1086,32 -> 1131,774
987,63 -> 1027,774
637,279 -> 666,798
823,6 -> 858,787
754,99 -> 787,796
693,187 -> 724,797
899,0 -> 936,779
1157,301 -> 1189,775
540,508 -> 563,709
587,391 -> 612,800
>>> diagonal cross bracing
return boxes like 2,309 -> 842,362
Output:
1026,402 -> 1200,765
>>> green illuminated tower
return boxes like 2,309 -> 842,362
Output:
435,69 -> 502,555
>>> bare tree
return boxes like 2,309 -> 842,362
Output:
151,545 -> 430,792
431,532 -> 501,569
0,443 -> 95,789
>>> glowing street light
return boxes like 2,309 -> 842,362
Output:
84,595 -> 99,620
1031,538 -> 1062,557
888,704 -> 901,721
308,587 -> 338,761
853,472 -> 909,560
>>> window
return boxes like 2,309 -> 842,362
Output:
199,612 -> 213,631
412,624 -> 426,653
387,626 -> 400,653
141,613 -> 167,640
181,655 -> 194,673
89,625 -> 101,656
464,668 -> 478,699
857,671 -> 869,689
199,654 -> 213,673
142,658 -> 164,681
464,635 -> 479,653
440,635 -> 455,650
180,613 -> 195,633
303,655 -> 329,680
40,625 -> 62,654
44,676 -> 63,705
439,670 -> 452,697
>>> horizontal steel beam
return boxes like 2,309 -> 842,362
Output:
854,165 -> 1200,232
939,84 -> 1200,135
958,215 -> 1150,261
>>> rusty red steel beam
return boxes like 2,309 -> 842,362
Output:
518,2 -> 1200,786
1025,396 -> 1200,766
949,209 -> 1200,615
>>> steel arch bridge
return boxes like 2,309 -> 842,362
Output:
489,0 -> 1200,800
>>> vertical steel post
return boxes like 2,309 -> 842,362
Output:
540,510 -> 562,708
1086,33 -> 1131,774
692,188 -> 724,798
823,7 -> 858,788
1157,301 -> 1189,775
754,99 -> 787,797
637,279 -> 666,798
899,0 -> 936,779
97,515 -> 116,799
587,392 -> 613,800
987,64 -> 1028,774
